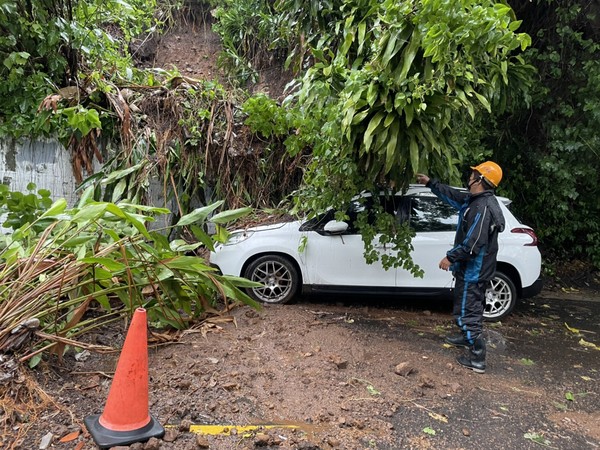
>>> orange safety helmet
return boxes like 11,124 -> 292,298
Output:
470,161 -> 502,188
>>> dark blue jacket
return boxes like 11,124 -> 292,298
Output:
428,180 -> 505,282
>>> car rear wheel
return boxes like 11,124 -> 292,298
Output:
484,271 -> 517,321
243,255 -> 299,304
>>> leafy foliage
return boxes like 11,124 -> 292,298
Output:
0,183 -> 52,232
0,188 -> 257,362
0,0 -> 161,138
272,0 -> 533,271
211,0 -> 289,84
485,0 -> 600,267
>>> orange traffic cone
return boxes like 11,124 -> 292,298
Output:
84,308 -> 164,449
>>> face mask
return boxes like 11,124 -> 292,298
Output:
466,174 -> 483,190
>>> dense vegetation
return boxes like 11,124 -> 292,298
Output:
4,0 -> 597,433
1,0 -> 599,271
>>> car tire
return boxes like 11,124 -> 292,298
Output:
243,255 -> 299,304
484,271 -> 517,321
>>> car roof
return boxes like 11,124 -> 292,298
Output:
403,184 -> 511,206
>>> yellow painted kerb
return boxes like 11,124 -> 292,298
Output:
166,424 -> 301,436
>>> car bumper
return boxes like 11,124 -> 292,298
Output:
522,277 -> 543,299
209,262 -> 223,275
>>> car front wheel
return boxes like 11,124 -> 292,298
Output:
484,271 -> 517,321
243,255 -> 299,304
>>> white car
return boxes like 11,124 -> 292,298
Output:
210,185 -> 543,321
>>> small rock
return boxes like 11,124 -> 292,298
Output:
254,433 -> 270,446
394,362 -> 415,377
179,419 -> 192,431
297,441 -> 322,450
329,355 -> 348,369
38,432 -> 53,450
196,435 -> 210,448
178,380 -> 192,389
326,436 -> 340,447
162,428 -> 179,442
419,376 -> 435,389
144,437 -> 161,450
423,310 -> 432,316
74,350 -> 91,361
462,428 -> 471,436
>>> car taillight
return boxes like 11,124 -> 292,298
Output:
511,228 -> 538,246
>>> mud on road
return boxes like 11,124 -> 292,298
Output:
15,292 -> 600,450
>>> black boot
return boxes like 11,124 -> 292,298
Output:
457,337 -> 486,374
444,334 -> 470,348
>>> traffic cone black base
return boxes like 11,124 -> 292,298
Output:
84,414 -> 165,449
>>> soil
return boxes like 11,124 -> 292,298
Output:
10,283 -> 600,450
4,14 -> 600,450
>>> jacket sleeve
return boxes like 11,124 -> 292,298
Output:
427,179 -> 469,211
446,203 -> 492,263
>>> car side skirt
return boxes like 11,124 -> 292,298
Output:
302,285 -> 453,299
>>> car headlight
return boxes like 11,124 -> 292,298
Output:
224,230 -> 255,246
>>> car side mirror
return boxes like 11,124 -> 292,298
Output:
323,220 -> 349,234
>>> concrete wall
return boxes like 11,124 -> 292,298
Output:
0,138 -> 176,231
0,138 -> 80,205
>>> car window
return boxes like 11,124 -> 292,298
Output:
409,197 -> 458,232
299,195 -> 401,234
299,210 -> 335,232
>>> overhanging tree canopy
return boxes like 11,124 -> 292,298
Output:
281,0 -> 533,194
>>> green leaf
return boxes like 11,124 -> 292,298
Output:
524,432 -> 551,446
409,138 -> 419,173
104,203 -> 151,239
102,162 -> 145,185
80,257 -> 127,271
28,353 -> 42,368
112,178 -> 127,203
189,224 -> 216,251
398,33 -> 420,81
176,202 -> 224,227
210,207 -> 252,224
40,199 -> 68,218
474,91 -> 491,113
77,186 -> 95,207
72,203 -> 107,222
363,111 -> 385,151
214,225 -> 230,243
384,119 -> 399,173
357,22 -> 366,54
169,239 -> 202,252
219,275 -> 262,288
61,234 -> 96,248
162,256 -> 215,271
404,103 -> 414,127
366,385 -> 380,395
118,203 -> 171,214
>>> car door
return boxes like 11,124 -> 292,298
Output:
299,197 -> 397,287
395,195 -> 457,288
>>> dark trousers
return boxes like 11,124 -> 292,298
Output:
453,277 -> 487,344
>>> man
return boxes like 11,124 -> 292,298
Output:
416,161 -> 505,374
